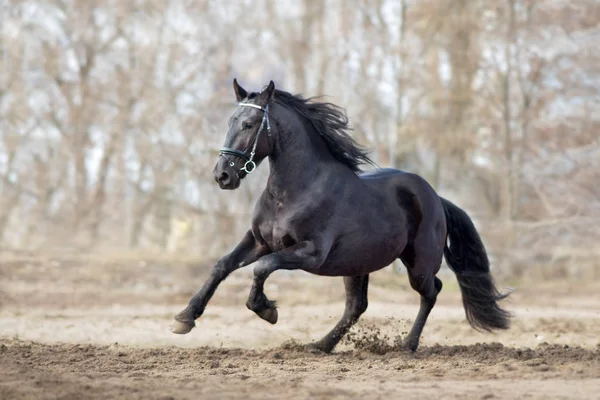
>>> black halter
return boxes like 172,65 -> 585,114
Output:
219,103 -> 271,174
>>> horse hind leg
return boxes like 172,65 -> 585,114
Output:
399,245 -> 443,352
308,274 -> 369,353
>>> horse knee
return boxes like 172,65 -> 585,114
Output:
253,263 -> 271,281
211,261 -> 232,281
351,296 -> 368,316
409,273 -> 438,299
434,277 -> 443,294
358,298 -> 368,315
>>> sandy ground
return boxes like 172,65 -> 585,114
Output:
0,256 -> 599,399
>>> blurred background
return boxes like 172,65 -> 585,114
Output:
0,0 -> 598,281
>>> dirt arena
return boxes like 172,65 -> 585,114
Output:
1,256 -> 598,399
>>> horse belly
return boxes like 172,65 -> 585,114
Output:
316,234 -> 403,277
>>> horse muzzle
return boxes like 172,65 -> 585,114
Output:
213,158 -> 241,190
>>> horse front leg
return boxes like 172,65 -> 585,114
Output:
308,274 -> 369,353
171,230 -> 268,334
245,241 -> 327,324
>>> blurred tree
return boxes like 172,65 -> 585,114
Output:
0,0 -> 597,278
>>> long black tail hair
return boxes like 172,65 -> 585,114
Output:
441,197 -> 512,331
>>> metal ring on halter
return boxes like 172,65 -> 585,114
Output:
241,160 -> 256,173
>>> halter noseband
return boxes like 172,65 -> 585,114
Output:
219,103 -> 271,174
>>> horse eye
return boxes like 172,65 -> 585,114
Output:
242,122 -> 254,130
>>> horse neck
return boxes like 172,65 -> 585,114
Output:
266,105 -> 343,196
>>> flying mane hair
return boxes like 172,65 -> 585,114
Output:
247,89 -> 375,174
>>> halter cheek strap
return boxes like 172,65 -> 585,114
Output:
219,103 -> 271,174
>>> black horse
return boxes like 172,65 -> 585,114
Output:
171,79 -> 511,353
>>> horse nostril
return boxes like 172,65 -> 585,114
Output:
217,171 -> 230,185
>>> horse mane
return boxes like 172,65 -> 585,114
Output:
248,89 -> 375,173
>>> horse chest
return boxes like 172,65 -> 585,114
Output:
258,215 -> 294,252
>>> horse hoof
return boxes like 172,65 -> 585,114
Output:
258,307 -> 278,324
170,319 -> 195,334
304,342 -> 330,354
401,341 -> 419,352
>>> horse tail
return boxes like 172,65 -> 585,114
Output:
440,197 -> 512,331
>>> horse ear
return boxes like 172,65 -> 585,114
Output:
233,78 -> 248,102
257,80 -> 275,103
